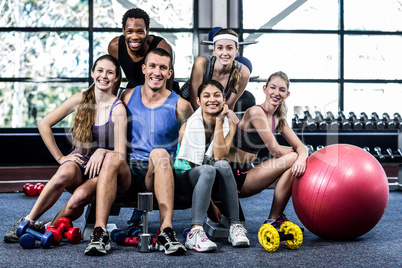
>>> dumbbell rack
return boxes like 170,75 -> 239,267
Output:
265,120 -> 402,191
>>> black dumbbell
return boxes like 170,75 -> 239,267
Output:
382,113 -> 396,130
316,145 -> 324,151
393,113 -> 402,129
396,149 -> 402,162
394,149 -> 402,162
338,111 -> 351,130
396,149 -> 402,160
360,112 -> 374,130
303,111 -> 317,131
314,111 -> 328,131
306,145 -> 314,156
348,112 -> 363,130
17,221 -> 54,249
374,147 -> 385,161
325,112 -> 339,130
371,112 -> 385,130
386,148 -> 395,160
292,114 -> 303,129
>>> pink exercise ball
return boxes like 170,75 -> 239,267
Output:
292,144 -> 389,240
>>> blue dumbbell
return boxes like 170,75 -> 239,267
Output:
127,227 -> 142,238
111,229 -> 124,243
111,227 -> 142,245
16,221 -> 54,249
183,228 -> 191,239
19,233 -> 36,249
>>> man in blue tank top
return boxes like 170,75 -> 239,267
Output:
109,7 -> 180,229
85,48 -> 193,256
108,8 -> 176,89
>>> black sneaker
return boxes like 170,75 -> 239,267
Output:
157,227 -> 186,255
84,227 -> 111,256
127,208 -> 143,227
32,219 -> 52,233
4,218 -> 29,243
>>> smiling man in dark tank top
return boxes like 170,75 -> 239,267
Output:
108,8 -> 175,90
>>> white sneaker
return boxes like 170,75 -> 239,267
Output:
185,226 -> 217,252
228,224 -> 250,247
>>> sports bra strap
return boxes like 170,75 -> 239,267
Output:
257,105 -> 275,133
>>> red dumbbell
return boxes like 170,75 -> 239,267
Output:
46,217 -> 81,245
22,183 -> 29,194
64,227 -> 81,244
124,236 -> 139,246
35,183 -> 45,195
123,236 -> 157,247
23,183 -> 37,197
46,217 -> 72,245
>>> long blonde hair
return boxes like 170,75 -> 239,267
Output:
267,71 -> 289,133
213,28 -> 241,94
72,55 -> 121,154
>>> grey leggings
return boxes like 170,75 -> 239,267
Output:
175,160 -> 240,226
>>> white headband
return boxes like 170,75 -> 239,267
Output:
213,34 -> 238,44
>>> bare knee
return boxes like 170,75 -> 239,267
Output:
52,164 -> 79,188
97,152 -> 126,185
281,152 -> 298,169
66,188 -> 93,211
149,149 -> 172,169
103,151 -> 124,171
149,148 -> 170,160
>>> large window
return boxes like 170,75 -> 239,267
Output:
1,0 -> 401,128
0,0 -> 194,128
242,0 -> 402,122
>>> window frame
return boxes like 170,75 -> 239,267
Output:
237,0 -> 402,111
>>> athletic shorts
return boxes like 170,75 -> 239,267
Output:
229,162 -> 252,192
128,160 -> 149,194
124,159 -> 179,201
111,160 -> 149,202
78,165 -> 90,182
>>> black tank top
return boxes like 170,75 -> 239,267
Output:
118,35 -> 163,88
204,56 -> 243,100
232,105 -> 275,154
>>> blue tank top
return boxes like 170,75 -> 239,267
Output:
74,98 -> 122,167
127,86 -> 180,161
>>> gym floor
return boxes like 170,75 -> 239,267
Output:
0,189 -> 401,267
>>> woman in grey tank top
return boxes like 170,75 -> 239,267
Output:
4,55 -> 127,249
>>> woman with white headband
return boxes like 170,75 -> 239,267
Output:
184,28 -> 250,114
